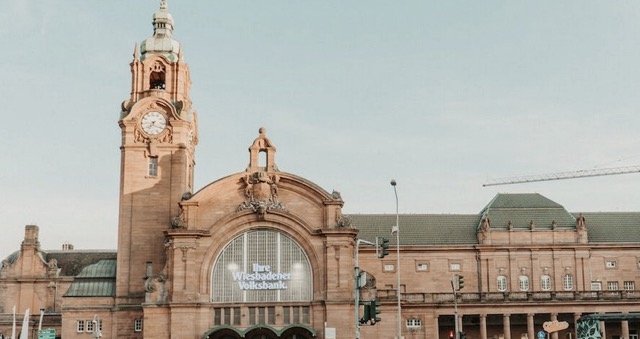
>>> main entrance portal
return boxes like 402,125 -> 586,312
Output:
205,325 -> 315,339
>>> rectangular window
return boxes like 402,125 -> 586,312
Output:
302,306 -> 310,324
86,320 -> 94,332
406,318 -> 422,329
283,307 -> 290,325
606,261 -> 617,269
214,308 -> 221,326
591,282 -> 602,291
268,307 -> 275,325
384,263 -> 395,272
233,307 -> 241,325
293,306 -> 300,323
258,307 -> 265,324
249,307 -> 256,325
148,157 -> 158,177
134,318 -> 143,332
608,281 -> 619,291
624,281 -> 636,290
76,320 -> 85,333
450,263 -> 461,271
224,308 -> 231,325
416,262 -> 429,272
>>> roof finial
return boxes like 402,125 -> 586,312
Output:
160,0 -> 168,10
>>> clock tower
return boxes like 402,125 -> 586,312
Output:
116,0 -> 197,303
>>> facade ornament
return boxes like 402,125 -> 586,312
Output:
144,273 -> 168,304
171,203 -> 188,229
507,220 -> 513,230
576,213 -> 588,243
530,220 -> 535,230
477,216 -> 491,244
551,220 -> 557,230
336,215 -> 352,228
331,190 -> 343,201
237,172 -> 286,218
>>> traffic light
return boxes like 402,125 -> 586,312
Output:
360,304 -> 371,324
377,237 -> 390,258
369,299 -> 382,324
459,332 -> 466,339
455,274 -> 464,291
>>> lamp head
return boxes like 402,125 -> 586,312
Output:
390,179 -> 397,186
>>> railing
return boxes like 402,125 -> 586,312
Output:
376,289 -> 640,303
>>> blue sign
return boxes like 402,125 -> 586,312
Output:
537,331 -> 546,339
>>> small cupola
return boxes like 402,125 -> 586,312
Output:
247,127 -> 278,173
140,0 -> 180,61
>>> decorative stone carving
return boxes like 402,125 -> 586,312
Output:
477,216 -> 491,244
576,213 -> 588,243
144,273 -> 168,304
336,215 -> 352,228
237,172 -> 285,218
331,190 -> 343,201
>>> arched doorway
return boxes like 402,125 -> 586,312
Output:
280,326 -> 315,339
205,327 -> 242,339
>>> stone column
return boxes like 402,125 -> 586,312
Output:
622,320 -> 629,339
573,313 -> 582,339
550,313 -> 559,339
480,314 -> 487,339
503,314 -> 511,339
434,315 -> 440,339
527,313 -> 535,339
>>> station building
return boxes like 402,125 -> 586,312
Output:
2,2 -> 640,339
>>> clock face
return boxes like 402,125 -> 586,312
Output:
141,111 -> 167,135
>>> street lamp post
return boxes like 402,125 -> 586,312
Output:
391,179 -> 401,339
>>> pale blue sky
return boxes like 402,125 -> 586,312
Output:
1,1 -> 640,259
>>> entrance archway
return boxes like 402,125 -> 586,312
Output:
205,325 -> 315,339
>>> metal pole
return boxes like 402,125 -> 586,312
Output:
452,275 -> 459,339
355,240 -> 361,339
391,179 -> 401,339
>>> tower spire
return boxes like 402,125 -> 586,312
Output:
139,0 -> 180,61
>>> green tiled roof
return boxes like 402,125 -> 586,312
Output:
577,212 -> 640,243
479,193 -> 575,230
350,194 -> 640,246
64,259 -> 116,297
349,214 -> 481,246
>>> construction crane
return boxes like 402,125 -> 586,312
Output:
482,165 -> 640,187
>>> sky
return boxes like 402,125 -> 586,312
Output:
1,1 -> 640,260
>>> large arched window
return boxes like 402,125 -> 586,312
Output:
563,274 -> 574,291
519,275 -> 530,291
540,275 -> 551,291
211,229 -> 313,303
497,275 -> 508,292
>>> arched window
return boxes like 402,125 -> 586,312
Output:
540,275 -> 551,291
497,275 -> 508,292
211,229 -> 313,303
563,274 -> 574,291
519,275 -> 530,291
